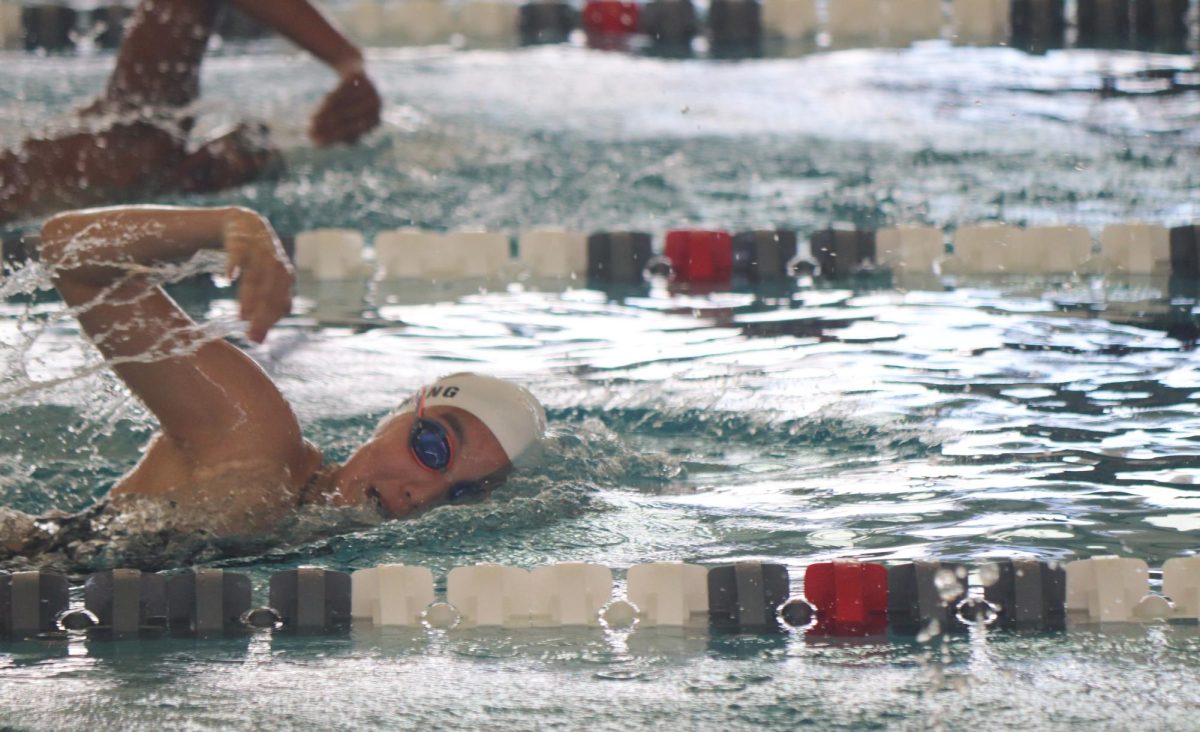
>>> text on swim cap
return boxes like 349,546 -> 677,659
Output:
427,386 -> 460,398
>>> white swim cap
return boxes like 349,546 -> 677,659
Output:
398,373 -> 547,462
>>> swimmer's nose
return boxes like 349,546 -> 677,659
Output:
373,478 -> 450,516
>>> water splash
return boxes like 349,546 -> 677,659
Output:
0,244 -> 238,404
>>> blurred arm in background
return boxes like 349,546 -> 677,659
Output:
0,0 -> 382,227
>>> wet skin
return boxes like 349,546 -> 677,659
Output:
0,123 -> 185,222
0,117 -> 280,227
0,0 -> 217,225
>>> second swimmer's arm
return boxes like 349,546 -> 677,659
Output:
227,1 -> 365,76
227,1 -> 382,146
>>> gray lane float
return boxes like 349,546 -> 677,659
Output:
269,567 -> 352,632
587,231 -> 653,283
83,569 -> 168,639
732,229 -> 799,282
0,571 -> 69,640
811,228 -> 876,279
887,561 -> 968,635
1009,0 -> 1065,53
1170,225 -> 1199,279
90,3 -> 132,49
519,1 -> 576,44
20,4 -> 77,52
980,559 -> 1066,631
708,0 -> 762,55
1133,0 -> 1189,53
166,569 -> 253,637
707,561 -> 790,631
641,0 -> 697,51
1076,0 -> 1129,49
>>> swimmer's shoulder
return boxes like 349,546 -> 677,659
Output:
110,433 -> 324,535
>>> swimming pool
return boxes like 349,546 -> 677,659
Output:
3,42 -> 1200,729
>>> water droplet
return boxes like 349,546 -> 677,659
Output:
934,567 -> 963,603
916,618 -> 941,642
601,600 -> 638,629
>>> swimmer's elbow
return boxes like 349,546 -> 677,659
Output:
39,209 -> 133,299
40,207 -> 135,276
39,210 -> 91,265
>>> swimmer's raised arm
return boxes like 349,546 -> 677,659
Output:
41,205 -> 292,343
1,1 -> 382,226
227,0 -> 383,147
39,206 -> 306,464
228,1 -> 365,76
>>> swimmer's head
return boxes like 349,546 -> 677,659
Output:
329,373 -> 546,516
390,373 -> 547,463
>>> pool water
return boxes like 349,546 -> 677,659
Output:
3,42 -> 1200,729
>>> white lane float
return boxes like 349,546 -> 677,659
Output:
951,0 -> 1010,45
1096,223 -> 1171,275
459,0 -> 522,43
761,0 -> 817,41
529,562 -> 613,627
1066,556 -> 1155,622
626,561 -> 709,627
294,229 -> 367,280
876,225 -> 945,274
351,565 -> 436,627
446,563 -> 532,628
517,228 -> 589,278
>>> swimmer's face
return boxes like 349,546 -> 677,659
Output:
330,406 -> 510,516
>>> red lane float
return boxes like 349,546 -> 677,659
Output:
664,229 -> 733,283
804,560 -> 888,635
583,0 -> 640,34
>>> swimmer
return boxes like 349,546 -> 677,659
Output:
0,204 -> 545,567
0,0 -> 382,225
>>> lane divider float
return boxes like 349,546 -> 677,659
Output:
5,555 -> 1200,642
5,222 -> 1200,286
519,0 -> 577,44
8,0 -> 1195,59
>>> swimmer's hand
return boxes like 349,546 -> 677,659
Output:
309,70 -> 382,147
223,210 -> 294,343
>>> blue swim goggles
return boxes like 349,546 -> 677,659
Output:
409,389 -> 455,473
